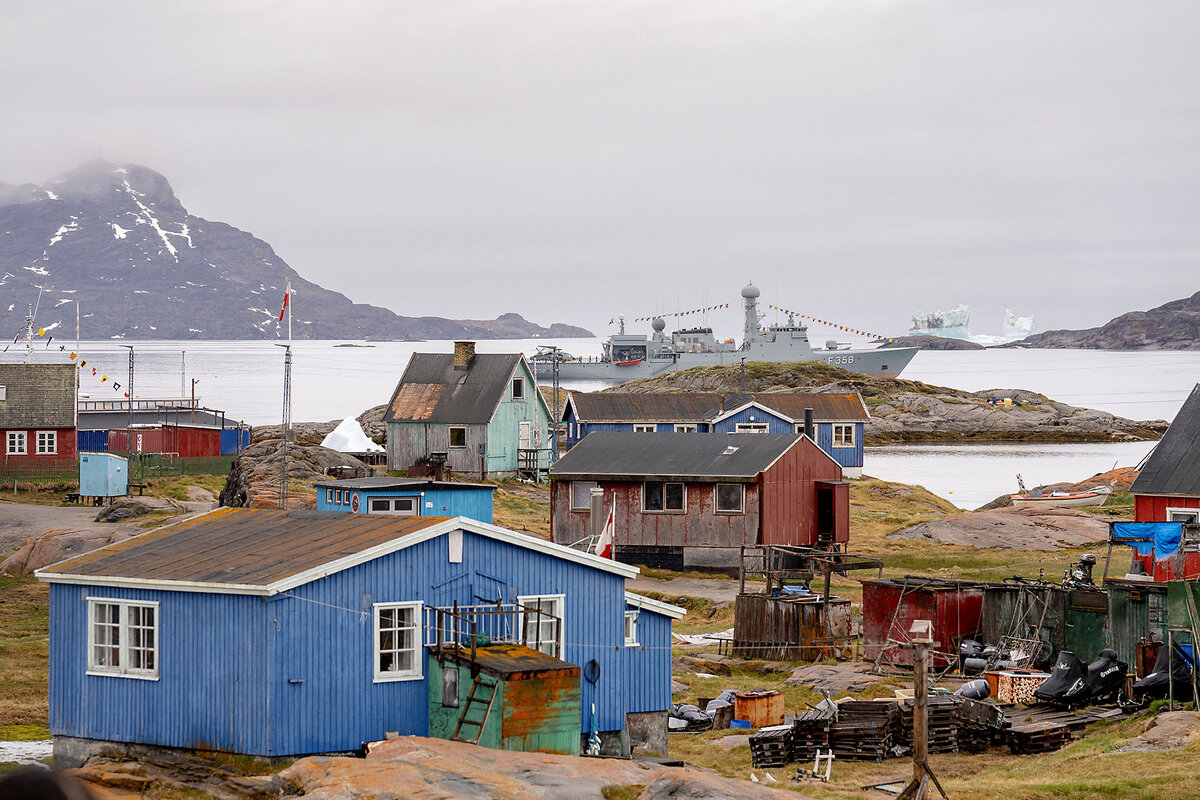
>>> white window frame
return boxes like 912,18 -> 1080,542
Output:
86,597 -> 160,680
335,489 -> 343,505
518,594 -> 565,658
624,610 -> 639,647
632,424 -> 656,433
373,601 -> 423,682
735,423 -> 769,434
325,488 -> 334,505
36,430 -> 57,454
369,496 -> 418,516
570,481 -> 599,511
7,430 -> 27,455
448,426 -> 467,448
511,377 -> 525,400
1167,507 -> 1199,523
643,481 -> 686,513
0,385 -> 6,401
715,483 -> 745,514
673,424 -> 698,433
831,423 -> 855,448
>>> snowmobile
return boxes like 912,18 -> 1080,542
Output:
1033,649 -> 1127,708
1132,643 -> 1193,702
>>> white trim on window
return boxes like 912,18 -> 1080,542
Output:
570,481 -> 599,511
673,424 -> 698,433
325,488 -> 334,505
715,483 -> 744,514
36,430 -> 57,454
624,610 -> 639,647
511,377 -> 525,400
448,426 -> 467,448
643,481 -> 686,513
632,424 -> 656,433
86,597 -> 160,680
735,423 -> 769,434
7,430 -> 27,455
518,593 -> 565,658
373,601 -> 423,682
831,423 -> 855,448
1167,507 -> 1200,523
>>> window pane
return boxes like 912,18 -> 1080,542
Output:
717,483 -> 742,512
571,481 -> 598,509
449,427 -> 466,447
665,483 -> 684,510
644,482 -> 663,511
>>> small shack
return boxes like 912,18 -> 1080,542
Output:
1106,578 -> 1168,676
427,643 -> 581,755
78,452 -> 128,503
862,578 -> 986,668
313,476 -> 496,523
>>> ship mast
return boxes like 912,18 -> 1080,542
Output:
740,282 -> 761,347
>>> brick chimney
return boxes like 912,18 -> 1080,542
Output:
453,340 -> 476,369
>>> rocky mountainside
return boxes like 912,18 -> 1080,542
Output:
0,161 -> 592,340
612,361 -> 1167,443
1019,290 -> 1200,349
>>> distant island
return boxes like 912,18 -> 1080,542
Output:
0,160 -> 592,341
1017,290 -> 1200,350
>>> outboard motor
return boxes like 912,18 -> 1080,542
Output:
1082,648 -> 1128,705
1033,650 -> 1089,707
956,678 -> 991,700
1133,644 -> 1192,701
959,639 -> 987,673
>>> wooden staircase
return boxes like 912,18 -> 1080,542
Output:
451,675 -> 498,744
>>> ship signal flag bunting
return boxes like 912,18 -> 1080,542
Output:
768,304 -> 895,342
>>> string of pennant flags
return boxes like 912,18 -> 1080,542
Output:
3,324 -> 134,398
768,305 -> 895,342
610,304 -> 732,324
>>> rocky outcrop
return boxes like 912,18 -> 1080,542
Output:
1109,711 -> 1200,753
70,736 -> 812,800
95,496 -> 184,523
1019,290 -> 1200,350
0,160 -> 592,341
784,663 -> 881,695
881,335 -> 985,351
976,466 -> 1138,510
890,505 -> 1111,550
0,528 -> 137,574
253,405 -> 386,445
614,362 -> 1166,443
218,440 -> 375,509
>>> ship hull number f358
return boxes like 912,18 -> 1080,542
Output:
826,355 -> 855,365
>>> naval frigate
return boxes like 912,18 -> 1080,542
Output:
532,283 -> 917,383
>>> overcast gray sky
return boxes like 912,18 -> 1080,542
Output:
3,0 -> 1197,339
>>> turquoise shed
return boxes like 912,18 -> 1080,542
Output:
314,477 -> 495,523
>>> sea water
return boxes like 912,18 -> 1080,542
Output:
17,339 -> 1199,508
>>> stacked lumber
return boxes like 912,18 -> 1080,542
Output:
895,696 -> 960,754
829,701 -> 899,761
790,709 -> 833,760
749,725 -> 794,768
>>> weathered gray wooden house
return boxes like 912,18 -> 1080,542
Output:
384,342 -> 554,479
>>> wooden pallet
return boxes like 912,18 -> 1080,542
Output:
750,726 -> 794,768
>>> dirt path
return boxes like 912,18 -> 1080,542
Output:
627,574 -> 741,603
0,498 -> 214,554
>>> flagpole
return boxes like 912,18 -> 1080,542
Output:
286,278 -> 292,345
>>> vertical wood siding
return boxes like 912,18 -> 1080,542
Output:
1135,495 -> 1200,522
316,487 -> 494,523
49,584 -> 270,754
486,359 -> 553,473
760,438 -> 843,546
387,422 -> 487,475
621,608 -> 672,715
814,422 -> 864,470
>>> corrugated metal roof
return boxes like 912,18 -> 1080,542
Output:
39,508 -> 449,587
78,409 -> 232,431
1131,383 -> 1200,497
0,363 -> 76,428
311,476 -> 495,491
568,392 -> 867,423
550,431 -> 801,480
437,642 -> 580,678
38,509 -> 640,591
384,353 -> 522,424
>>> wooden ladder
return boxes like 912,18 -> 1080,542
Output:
451,675 -> 498,744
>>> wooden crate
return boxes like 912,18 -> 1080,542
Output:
734,690 -> 785,728
995,671 -> 1051,704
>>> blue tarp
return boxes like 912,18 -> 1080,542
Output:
1112,522 -> 1184,562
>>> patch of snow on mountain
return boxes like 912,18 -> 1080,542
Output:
49,217 -> 80,246
6,304 -> 13,312
111,223 -> 130,239
122,178 -> 178,260
177,222 -> 194,248
188,328 -> 202,333
55,299 -> 72,307
45,321 -> 61,332
133,290 -> 150,294
113,167 -> 128,174
45,190 -> 58,200
24,262 -> 49,276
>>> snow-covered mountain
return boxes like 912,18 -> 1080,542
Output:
0,161 -> 591,340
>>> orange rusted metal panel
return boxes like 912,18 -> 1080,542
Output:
389,383 -> 444,420
733,690 -> 784,728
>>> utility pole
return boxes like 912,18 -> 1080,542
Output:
191,379 -> 199,423
536,345 -> 562,462
181,351 -> 186,397
120,345 -> 134,468
277,278 -> 294,510
75,302 -> 81,390
896,619 -> 947,800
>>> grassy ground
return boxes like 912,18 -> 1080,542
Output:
492,484 -> 551,538
0,574 -> 49,736
143,474 -> 226,502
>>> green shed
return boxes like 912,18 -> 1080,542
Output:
428,642 -> 582,755
1105,579 -> 1168,674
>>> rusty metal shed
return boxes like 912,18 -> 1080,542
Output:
1105,579 -> 1168,674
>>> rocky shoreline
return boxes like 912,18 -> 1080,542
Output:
612,362 -> 1166,444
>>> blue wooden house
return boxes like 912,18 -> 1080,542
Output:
384,342 -> 555,480
313,477 -> 495,523
563,392 -> 869,477
37,509 -> 683,765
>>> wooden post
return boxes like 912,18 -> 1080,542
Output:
896,619 -> 947,800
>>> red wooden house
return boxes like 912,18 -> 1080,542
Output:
549,432 -> 848,570
0,363 -> 77,470
1127,383 -> 1200,579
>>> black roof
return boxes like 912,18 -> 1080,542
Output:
1131,384 -> 1200,498
311,476 -> 495,492
383,353 -> 525,424
550,431 -> 804,482
566,392 -> 868,424
0,363 -> 76,428
78,409 -> 233,431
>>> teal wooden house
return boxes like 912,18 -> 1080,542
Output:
384,342 -> 554,480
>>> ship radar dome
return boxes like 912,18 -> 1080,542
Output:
741,283 -> 760,299
651,317 -> 666,332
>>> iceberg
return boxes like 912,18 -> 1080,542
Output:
321,417 -> 384,453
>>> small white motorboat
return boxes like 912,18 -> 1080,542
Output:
1011,474 -> 1112,508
